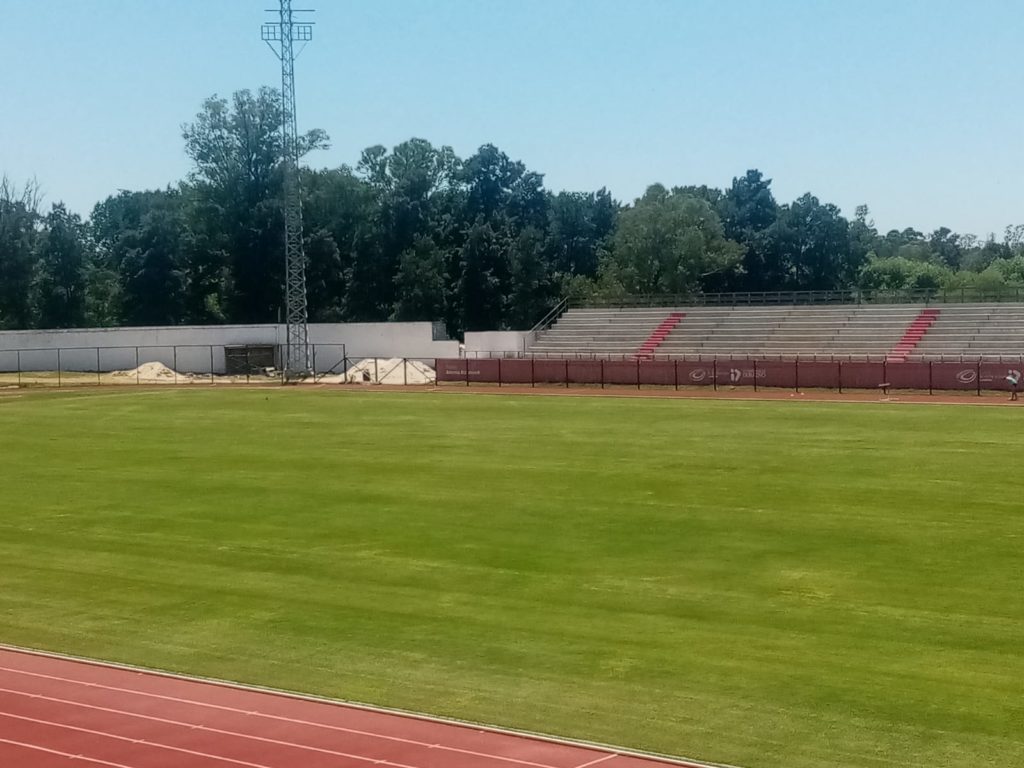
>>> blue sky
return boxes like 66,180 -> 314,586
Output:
2,0 -> 1021,236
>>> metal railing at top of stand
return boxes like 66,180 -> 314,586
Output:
456,350 -> 1024,364
571,287 -> 1024,308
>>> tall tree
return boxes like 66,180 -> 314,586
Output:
0,177 -> 41,329
393,236 -> 448,322
34,204 -> 88,328
765,194 -> 859,290
716,170 -> 779,291
91,189 -> 186,326
181,87 -> 328,323
546,189 -> 617,279
598,185 -> 742,295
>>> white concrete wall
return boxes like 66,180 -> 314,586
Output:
463,330 -> 534,356
0,323 -> 459,374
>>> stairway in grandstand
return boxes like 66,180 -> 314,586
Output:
527,304 -> 1024,360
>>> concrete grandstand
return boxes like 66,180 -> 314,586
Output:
526,304 -> 1024,361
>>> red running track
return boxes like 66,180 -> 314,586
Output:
0,647 -> 715,768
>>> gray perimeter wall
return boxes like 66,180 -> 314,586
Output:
463,331 -> 534,356
0,323 -> 460,374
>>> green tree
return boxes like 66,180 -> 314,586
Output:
34,204 -> 88,328
459,222 -> 509,331
91,189 -> 186,326
716,170 -> 779,290
507,226 -> 554,328
598,185 -> 742,295
765,194 -> 859,290
0,177 -> 40,329
546,189 -> 617,279
393,236 -> 448,322
182,88 -> 328,323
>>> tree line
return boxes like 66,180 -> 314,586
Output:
2,86 -> 1023,335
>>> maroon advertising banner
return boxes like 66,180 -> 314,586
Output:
759,360 -> 798,389
638,360 -> 676,386
467,359 -> 500,383
567,360 -> 603,385
533,359 -> 569,384
498,359 -> 533,384
603,360 -> 640,386
436,359 -> 467,382
930,362 -> 980,391
796,361 -> 841,389
980,362 -> 1021,392
715,361 -> 765,388
435,357 -> 1018,393
676,361 -> 715,387
840,362 -> 886,390
884,361 -> 929,389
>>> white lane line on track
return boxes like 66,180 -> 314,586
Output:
0,686 -> 476,768
0,736 -> 135,768
0,710 -> 271,768
0,666 -> 568,768
575,756 -> 618,768
0,646 -> 726,768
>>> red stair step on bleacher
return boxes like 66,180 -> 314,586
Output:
886,308 -> 940,362
635,312 -> 685,359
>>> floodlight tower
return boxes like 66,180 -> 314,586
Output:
262,2 -> 314,381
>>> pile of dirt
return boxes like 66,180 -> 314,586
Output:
111,361 -> 187,383
336,358 -> 436,385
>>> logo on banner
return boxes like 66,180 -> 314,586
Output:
956,369 -> 977,384
730,368 -> 742,384
689,368 -> 709,383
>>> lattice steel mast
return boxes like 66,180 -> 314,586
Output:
262,2 -> 314,380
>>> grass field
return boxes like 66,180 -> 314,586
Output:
1,388 -> 1022,768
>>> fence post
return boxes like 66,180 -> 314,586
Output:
531,358 -> 536,388
173,347 -> 178,385
753,359 -> 758,392
57,348 -> 62,388
16,350 -> 21,387
405,358 -> 410,387
977,360 -> 982,397
838,360 -> 843,394
311,346 -> 317,382
565,359 -> 570,388
465,357 -> 470,387
375,357 -> 380,385
882,359 -> 887,391
246,348 -> 251,385
96,348 -> 101,386
794,358 -> 799,393
210,345 -> 215,385
928,361 -> 933,396
713,358 -> 718,391
600,359 -> 605,389
673,359 -> 678,391
636,357 -> 641,390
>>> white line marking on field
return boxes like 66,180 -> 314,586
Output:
575,755 -> 619,768
0,686 -> 463,768
0,710 -> 271,768
0,645 -> 728,768
0,736 -> 136,768
0,667 -> 565,768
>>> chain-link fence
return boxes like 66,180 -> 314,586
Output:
0,344 -> 435,388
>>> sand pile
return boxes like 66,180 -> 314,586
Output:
332,358 -> 435,385
111,361 -> 187,383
